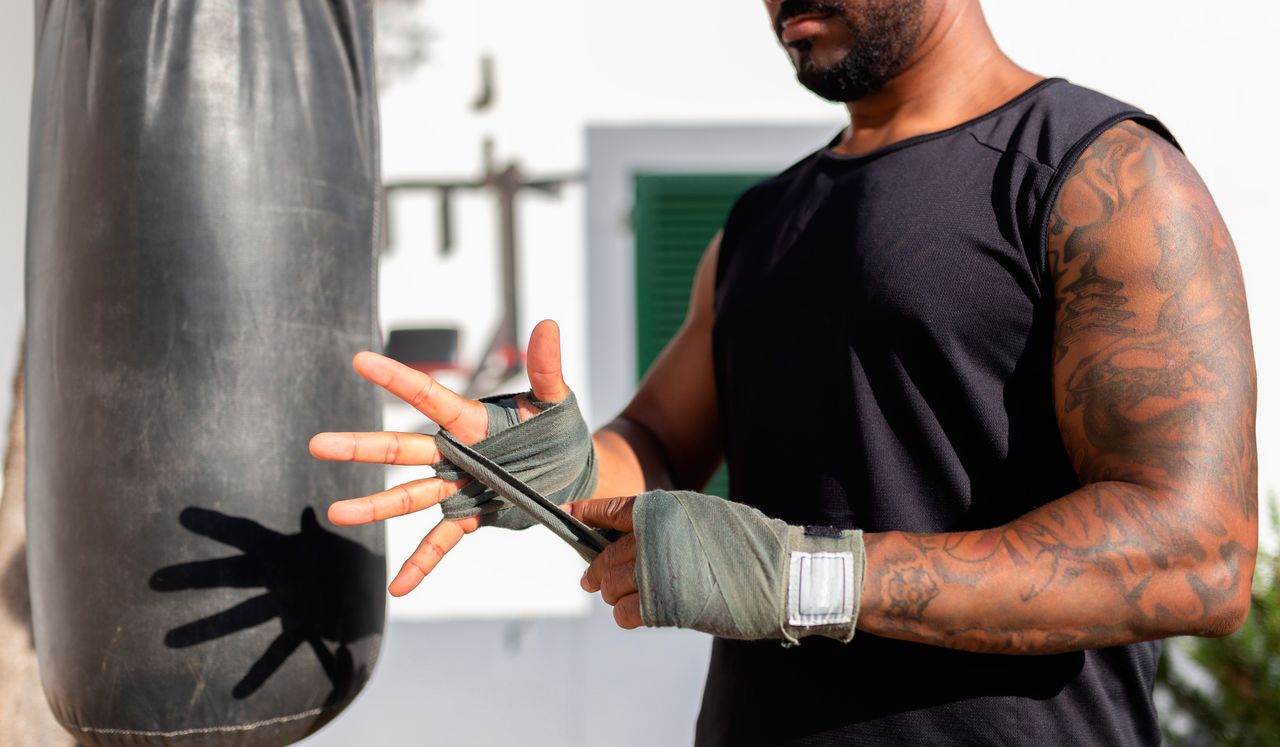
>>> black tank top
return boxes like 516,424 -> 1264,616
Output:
706,79 -> 1175,745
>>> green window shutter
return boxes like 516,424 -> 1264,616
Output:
632,172 -> 766,498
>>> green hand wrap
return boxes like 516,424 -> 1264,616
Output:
432,391 -> 598,530
633,490 -> 865,644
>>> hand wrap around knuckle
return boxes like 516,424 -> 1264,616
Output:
432,391 -> 599,540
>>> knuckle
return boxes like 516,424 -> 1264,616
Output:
398,484 -> 414,517
384,433 -> 403,464
596,542 -> 618,568
613,600 -> 639,629
417,539 -> 447,568
602,562 -> 635,605
440,402 -> 467,431
404,555 -> 430,578
582,561 -> 602,591
622,597 -> 642,629
425,539 -> 448,561
601,569 -> 620,604
409,377 -> 434,409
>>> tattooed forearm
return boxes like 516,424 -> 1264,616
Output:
883,564 -> 940,621
860,480 -> 1244,654
858,122 -> 1257,654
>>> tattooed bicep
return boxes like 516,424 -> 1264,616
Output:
1046,121 -> 1256,515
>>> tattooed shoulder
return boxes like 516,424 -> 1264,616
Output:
855,122 -> 1257,652
1047,119 -> 1256,517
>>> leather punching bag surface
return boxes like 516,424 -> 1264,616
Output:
24,2 -> 386,745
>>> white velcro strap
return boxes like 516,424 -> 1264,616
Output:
787,551 -> 854,627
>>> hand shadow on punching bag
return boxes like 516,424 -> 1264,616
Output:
150,507 -> 384,706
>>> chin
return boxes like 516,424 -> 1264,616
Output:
790,36 -> 850,66
794,59 -> 844,86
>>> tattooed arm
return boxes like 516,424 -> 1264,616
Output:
856,121 -> 1258,654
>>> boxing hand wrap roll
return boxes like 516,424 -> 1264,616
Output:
433,391 -> 598,529
633,490 -> 865,644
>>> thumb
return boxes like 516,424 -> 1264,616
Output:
567,495 -> 636,533
526,319 -> 570,403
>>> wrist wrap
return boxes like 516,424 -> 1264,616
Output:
432,390 -> 598,530
633,490 -> 865,644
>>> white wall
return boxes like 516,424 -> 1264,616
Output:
0,1 -> 32,480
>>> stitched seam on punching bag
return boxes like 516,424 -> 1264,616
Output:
59,705 -> 332,737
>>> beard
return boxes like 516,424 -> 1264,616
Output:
780,0 -> 926,102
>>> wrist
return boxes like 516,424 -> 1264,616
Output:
593,417 -> 676,494
633,490 -> 865,644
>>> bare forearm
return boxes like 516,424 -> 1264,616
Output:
590,417 -> 677,499
857,480 -> 1253,654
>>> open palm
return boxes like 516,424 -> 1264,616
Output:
309,319 -> 572,596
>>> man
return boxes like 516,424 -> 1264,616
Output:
311,0 -> 1257,742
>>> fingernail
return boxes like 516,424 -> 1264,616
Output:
580,572 -> 592,592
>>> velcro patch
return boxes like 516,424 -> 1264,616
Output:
787,551 -> 854,627
803,525 -> 844,538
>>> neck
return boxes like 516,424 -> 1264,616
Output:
831,0 -> 1041,156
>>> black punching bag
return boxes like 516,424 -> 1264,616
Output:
24,2 -> 386,744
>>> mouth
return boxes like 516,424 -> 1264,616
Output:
780,11 -> 836,45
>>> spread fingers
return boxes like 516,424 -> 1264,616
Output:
310,431 -> 443,465
351,352 -> 488,443
327,477 -> 467,525
389,520 -> 466,596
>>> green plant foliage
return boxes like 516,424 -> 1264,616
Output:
1157,491 -> 1280,746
